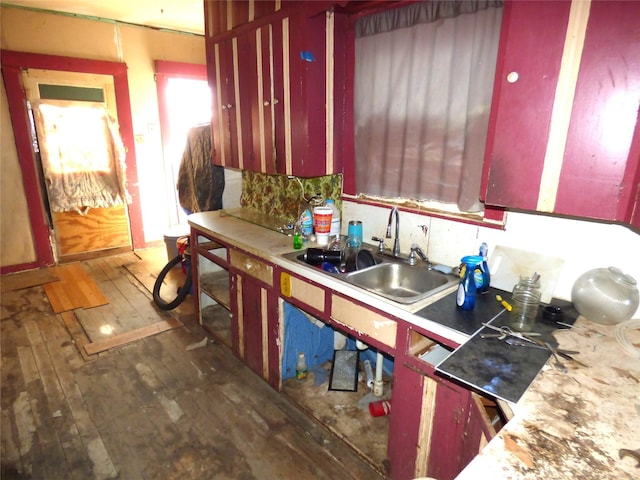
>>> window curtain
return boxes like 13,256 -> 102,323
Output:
354,1 -> 503,212
32,102 -> 131,213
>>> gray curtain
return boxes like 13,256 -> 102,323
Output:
354,1 -> 503,212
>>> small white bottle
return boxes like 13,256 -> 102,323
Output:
325,199 -> 341,237
295,352 -> 308,380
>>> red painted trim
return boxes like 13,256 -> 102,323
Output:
341,15 -> 357,195
267,290 -> 281,388
0,261 -> 48,276
1,50 -> 127,76
154,60 -> 206,77
624,111 -> 640,229
332,11 -> 348,179
0,63 -> 54,267
111,70 -> 145,249
1,49 -> 146,259
479,0 -> 512,200
272,20 -> 287,174
343,196 -> 506,230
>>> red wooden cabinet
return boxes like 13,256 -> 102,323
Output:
204,0 -> 279,38
209,36 -> 240,169
229,248 -> 280,388
483,0 -> 640,227
204,2 -> 345,176
389,357 -> 489,480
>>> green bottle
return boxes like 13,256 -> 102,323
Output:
293,222 -> 303,250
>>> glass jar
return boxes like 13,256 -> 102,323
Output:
509,275 -> 542,331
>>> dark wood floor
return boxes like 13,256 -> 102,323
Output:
0,248 -> 384,479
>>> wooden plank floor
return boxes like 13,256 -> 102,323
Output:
1,247 -> 384,479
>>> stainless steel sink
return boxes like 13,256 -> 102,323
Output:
282,248 -> 458,304
343,262 -> 458,304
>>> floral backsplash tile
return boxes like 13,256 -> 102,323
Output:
240,171 -> 343,222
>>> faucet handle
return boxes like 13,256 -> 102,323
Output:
410,244 -> 429,263
371,236 -> 385,252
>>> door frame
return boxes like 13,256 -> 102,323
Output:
154,60 -> 208,225
1,49 -> 144,272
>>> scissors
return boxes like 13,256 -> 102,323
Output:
480,322 -> 587,368
480,323 -> 541,342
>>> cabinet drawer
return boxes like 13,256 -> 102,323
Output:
230,249 -> 273,287
280,273 -> 326,313
331,295 -> 397,349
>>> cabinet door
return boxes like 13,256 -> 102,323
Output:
210,37 -> 240,169
206,8 -> 344,176
388,362 -> 472,480
236,30 -> 260,171
484,0 -> 640,224
234,273 -> 280,387
483,0 -> 572,211
230,249 -> 280,386
237,25 -> 280,174
554,0 -> 640,223
237,273 -> 266,378
285,10 -> 342,177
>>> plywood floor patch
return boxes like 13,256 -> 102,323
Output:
43,264 -> 109,312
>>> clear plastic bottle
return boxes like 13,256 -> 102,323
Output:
325,199 -> 341,237
295,352 -> 308,379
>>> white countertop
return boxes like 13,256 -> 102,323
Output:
188,210 -> 466,345
189,210 -> 640,479
456,320 -> 640,479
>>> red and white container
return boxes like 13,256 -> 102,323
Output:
313,206 -> 333,246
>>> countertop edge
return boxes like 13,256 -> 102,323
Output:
188,210 -> 468,346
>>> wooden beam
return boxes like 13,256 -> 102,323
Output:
84,318 -> 182,355
0,269 -> 59,293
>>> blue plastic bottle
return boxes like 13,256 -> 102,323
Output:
457,256 -> 479,310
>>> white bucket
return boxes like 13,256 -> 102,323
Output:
163,225 -> 190,261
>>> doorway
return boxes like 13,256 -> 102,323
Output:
1,50 -> 144,270
154,61 -> 211,227
21,68 -> 132,261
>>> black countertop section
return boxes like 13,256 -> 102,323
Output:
418,288 -> 579,403
415,287 -> 508,337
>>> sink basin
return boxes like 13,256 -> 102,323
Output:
281,248 -> 458,304
344,262 -> 458,304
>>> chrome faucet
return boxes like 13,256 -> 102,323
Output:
409,244 -> 429,267
386,207 -> 400,257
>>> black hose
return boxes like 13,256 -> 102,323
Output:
153,254 -> 192,310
